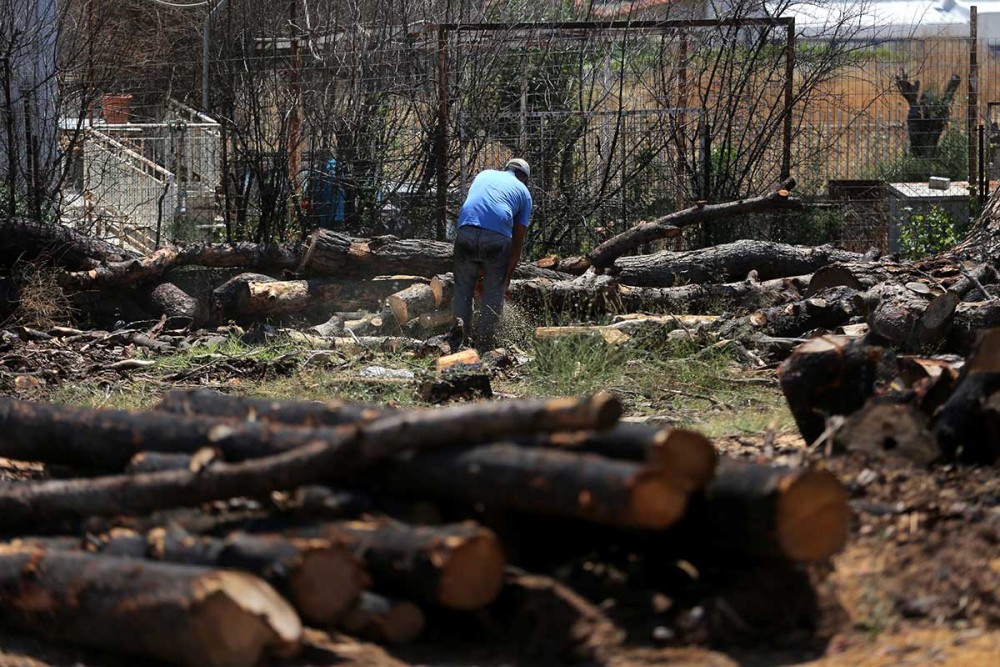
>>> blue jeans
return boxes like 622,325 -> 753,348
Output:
452,225 -> 511,350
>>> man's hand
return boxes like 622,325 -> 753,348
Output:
506,224 -> 528,287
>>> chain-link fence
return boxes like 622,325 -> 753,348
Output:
10,1 -> 1000,256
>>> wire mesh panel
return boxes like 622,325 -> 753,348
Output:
82,129 -> 175,254
444,21 -> 793,255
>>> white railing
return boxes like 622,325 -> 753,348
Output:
83,128 -> 176,254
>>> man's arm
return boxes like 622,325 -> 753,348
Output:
505,223 -> 527,286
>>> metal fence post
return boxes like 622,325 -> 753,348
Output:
969,6 -> 979,189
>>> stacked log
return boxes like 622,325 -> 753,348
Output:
779,329 -> 1000,465
0,389 -> 850,665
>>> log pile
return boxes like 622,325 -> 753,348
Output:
778,329 -> 1000,465
0,389 -> 850,665
8,177 -> 1000,363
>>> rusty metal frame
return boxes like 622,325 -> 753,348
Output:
427,18 -> 797,237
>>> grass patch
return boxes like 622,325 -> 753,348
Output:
41,329 -> 793,443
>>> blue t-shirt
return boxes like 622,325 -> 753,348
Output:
457,169 -> 532,239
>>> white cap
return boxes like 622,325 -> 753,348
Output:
505,158 -> 530,179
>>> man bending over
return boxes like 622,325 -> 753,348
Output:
451,158 -> 532,350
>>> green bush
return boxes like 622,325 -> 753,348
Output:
867,131 -> 969,182
899,205 -> 957,260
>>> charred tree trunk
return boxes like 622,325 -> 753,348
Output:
315,520 -> 505,611
588,179 -> 802,270
155,389 -> 391,427
778,336 -> 898,444
373,444 -> 687,530
0,395 -> 621,526
98,526 -> 369,626
519,423 -> 717,493
0,546 -> 301,667
59,242 -> 300,290
0,217 -> 137,270
212,274 -> 421,320
341,592 -> 425,645
676,460 -> 850,562
611,240 -> 863,288
933,327 -> 1000,463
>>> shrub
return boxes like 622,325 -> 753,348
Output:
899,205 -> 957,260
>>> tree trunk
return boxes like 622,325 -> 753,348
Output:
373,443 -> 687,530
299,231 -> 453,278
864,282 -> 959,352
298,230 -> 570,281
519,423 -> 717,493
611,240 -> 863,287
149,282 -> 202,324
0,395 -> 621,527
832,397 -> 940,466
387,283 -> 437,325
0,546 -> 301,667
97,526 -> 368,626
341,593 -> 425,645
588,178 -> 802,270
0,217 -> 137,270
713,286 -> 861,342
933,327 -> 1000,463
213,274 -> 422,320
778,336 -> 898,444
155,389 -> 391,427
677,460 -> 850,562
314,520 -> 505,611
58,242 -> 300,290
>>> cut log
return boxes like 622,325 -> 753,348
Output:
535,325 -> 632,345
314,520 -> 505,611
418,370 -> 493,403
387,284 -> 437,325
375,443 -> 687,530
402,310 -> 454,337
0,545 -> 301,667
806,262 -> 904,293
155,389 -> 390,427
588,179 -> 803,269
297,232 -> 567,281
59,242 -> 300,290
507,272 -> 620,316
436,349 -> 481,374
0,396 -> 367,469
212,272 -> 275,320
678,460 -> 850,562
492,570 -> 624,663
343,308 -> 401,337
126,448 -> 219,474
0,217 -> 137,270
148,282 -> 202,324
96,526 -> 369,626
612,239 -> 863,287
0,394 -> 622,526
430,273 -> 454,307
865,282 -> 958,352
714,286 -> 860,342
950,300 -> 1000,353
341,592 -> 425,644
526,423 -> 717,493
832,397 -> 940,466
932,327 -> 1000,463
214,275 -> 423,319
778,336 -> 898,444
617,275 -> 809,314
534,316 -> 721,346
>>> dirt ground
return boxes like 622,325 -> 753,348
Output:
0,327 -> 997,667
